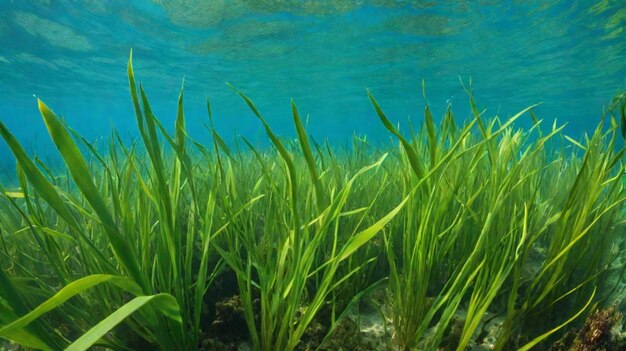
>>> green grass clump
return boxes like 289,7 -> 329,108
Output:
0,54 -> 624,351
374,85 -> 625,350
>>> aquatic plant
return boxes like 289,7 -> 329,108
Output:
0,53 -> 226,350
0,52 -> 406,350
608,91 -> 626,140
372,83 -> 625,350
0,55 -> 624,351
212,85 -> 407,351
492,119 -> 625,351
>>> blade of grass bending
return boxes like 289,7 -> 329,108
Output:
175,79 -> 186,152
10,225 -> 75,242
424,105 -> 437,166
204,98 -> 230,187
152,117 -> 198,210
0,122 -> 114,272
192,186 -> 217,342
460,78 -> 492,160
291,100 -> 326,211
66,293 -> 181,351
517,288 -> 596,351
0,266 -> 55,350
2,191 -> 24,198
529,110 -> 544,137
205,97 -> 234,160
209,125 -> 232,158
0,122 -> 80,230
443,105 -> 457,142
0,327 -> 50,350
127,50 -> 151,150
564,135 -> 587,151
37,101 -> 148,292
489,104 -> 540,139
532,196 -> 626,296
228,84 -> 300,236
0,275 -> 142,338
206,97 -> 232,158
128,52 -> 174,240
138,86 -> 173,209
70,129 -> 126,229
241,137 -> 279,190
425,260 -> 485,348
367,90 -> 425,179
227,84 -> 296,176
339,187 -> 410,262
316,279 -> 387,351
607,148 -> 625,170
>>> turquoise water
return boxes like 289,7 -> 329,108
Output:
0,0 -> 625,173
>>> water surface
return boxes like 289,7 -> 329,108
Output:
0,0 -> 624,173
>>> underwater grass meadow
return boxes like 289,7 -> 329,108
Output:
0,53 -> 624,351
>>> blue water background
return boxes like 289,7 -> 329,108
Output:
0,0 -> 625,176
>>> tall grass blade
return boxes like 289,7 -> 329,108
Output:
518,288 -> 596,351
66,293 -> 181,351
292,100 -> 326,211
37,100 -> 148,292
0,275 -> 142,338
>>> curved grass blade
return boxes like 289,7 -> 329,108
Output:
37,101 -> 148,292
517,288 -> 596,351
424,105 -> 437,166
175,79 -> 186,153
0,267 -> 55,350
0,275 -> 142,342
228,84 -> 300,235
0,121 -> 114,273
291,100 -> 326,211
66,293 -> 181,351
0,122 -> 80,230
339,192 -> 409,262
367,90 -> 425,179
316,279 -> 386,351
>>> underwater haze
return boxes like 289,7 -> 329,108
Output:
1,2 -> 626,351
0,0 -> 625,169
